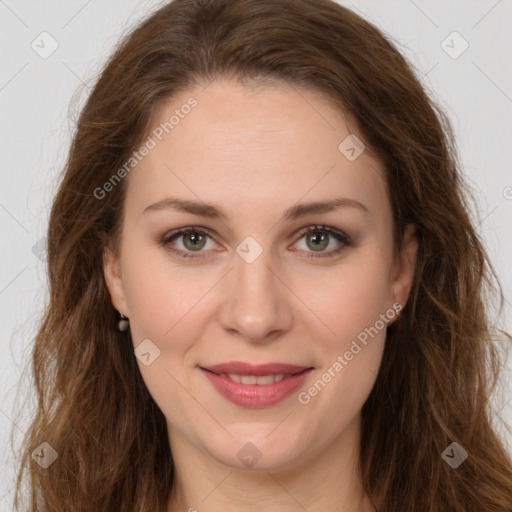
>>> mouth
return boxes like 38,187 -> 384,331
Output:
201,361 -> 312,376
205,372 -> 295,385
201,367 -> 311,385
199,362 -> 314,408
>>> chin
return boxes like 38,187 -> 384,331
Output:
204,426 -> 311,472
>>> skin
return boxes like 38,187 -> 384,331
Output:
103,78 -> 417,512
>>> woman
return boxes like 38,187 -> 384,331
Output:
14,0 -> 512,510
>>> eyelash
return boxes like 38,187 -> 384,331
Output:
158,225 -> 351,260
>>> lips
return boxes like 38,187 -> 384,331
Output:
202,362 -> 311,376
200,361 -> 314,408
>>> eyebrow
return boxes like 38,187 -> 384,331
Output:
143,195 -> 368,221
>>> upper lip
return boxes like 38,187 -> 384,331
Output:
201,362 -> 313,376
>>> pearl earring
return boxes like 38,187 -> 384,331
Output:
118,312 -> 129,332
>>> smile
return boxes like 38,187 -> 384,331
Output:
200,363 -> 314,408
219,373 -> 289,384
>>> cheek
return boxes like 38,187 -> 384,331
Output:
120,248 -> 209,425
292,254 -> 391,345
290,253 -> 390,399
120,241 -> 214,342
294,264 -> 389,432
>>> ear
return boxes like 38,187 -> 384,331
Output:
390,224 -> 418,310
102,243 -> 129,316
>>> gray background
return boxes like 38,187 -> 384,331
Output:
1,0 -> 511,508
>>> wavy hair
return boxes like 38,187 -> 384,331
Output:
13,0 -> 512,510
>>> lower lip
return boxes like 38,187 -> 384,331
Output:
201,368 -> 313,408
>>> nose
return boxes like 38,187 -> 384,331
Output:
218,243 -> 293,343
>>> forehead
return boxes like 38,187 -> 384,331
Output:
124,79 -> 389,223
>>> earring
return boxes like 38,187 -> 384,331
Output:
118,312 -> 129,332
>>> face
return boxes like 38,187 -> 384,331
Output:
103,78 -> 417,471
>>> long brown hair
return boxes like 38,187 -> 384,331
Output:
13,0 -> 512,510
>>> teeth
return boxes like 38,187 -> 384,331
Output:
221,373 -> 287,385
241,375 -> 257,385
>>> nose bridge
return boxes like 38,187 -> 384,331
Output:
235,240 -> 275,295
219,237 -> 291,341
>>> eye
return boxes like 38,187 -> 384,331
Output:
159,227 -> 218,259
158,225 -> 351,260
292,225 -> 350,259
